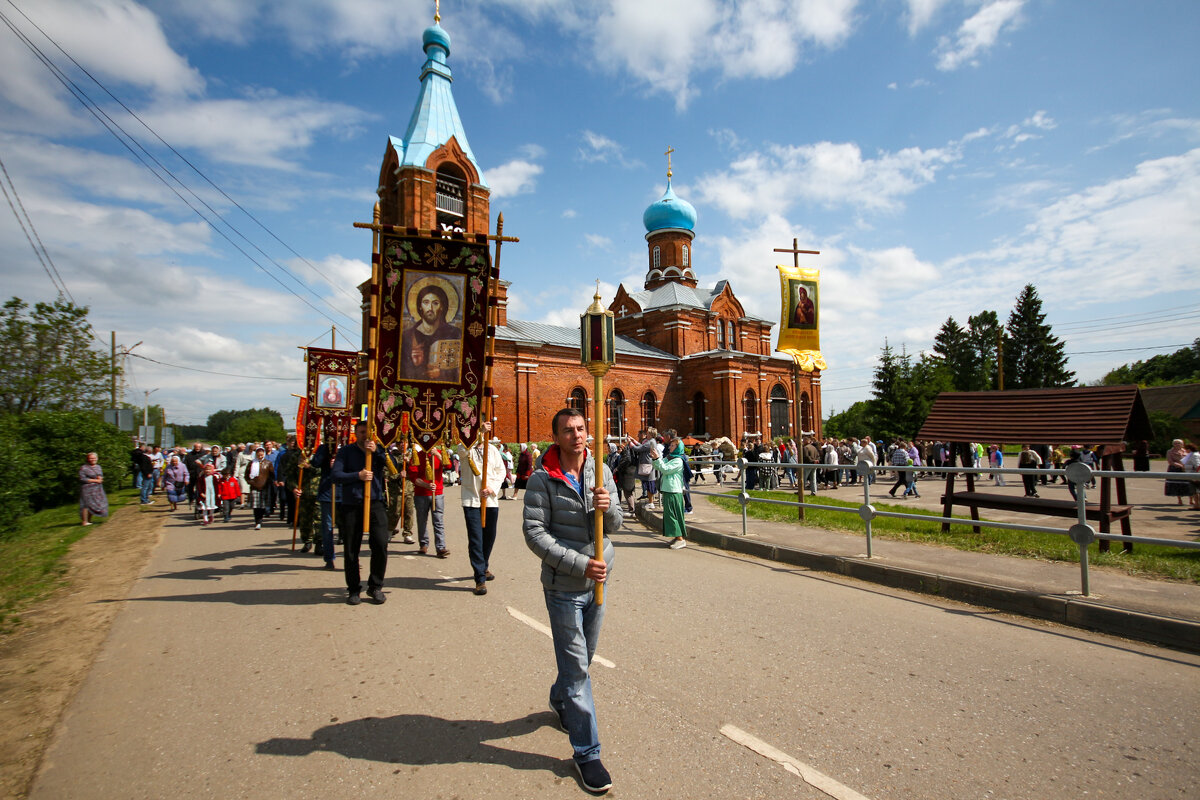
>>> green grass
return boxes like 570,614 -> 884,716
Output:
0,488 -> 139,634
710,490 -> 1200,584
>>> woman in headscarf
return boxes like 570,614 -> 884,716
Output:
164,454 -> 190,512
79,452 -> 108,526
1165,439 -> 1190,505
245,446 -> 274,530
513,442 -> 533,501
652,437 -> 688,549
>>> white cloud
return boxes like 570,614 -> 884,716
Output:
935,0 -> 1024,71
905,0 -> 953,35
486,159 -> 543,198
695,139 -> 959,218
583,233 -> 613,249
561,209 -> 578,219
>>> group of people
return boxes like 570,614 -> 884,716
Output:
1164,438 -> 1200,509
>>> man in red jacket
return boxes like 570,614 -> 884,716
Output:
407,445 -> 449,557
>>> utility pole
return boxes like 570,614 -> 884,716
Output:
997,329 -> 1005,391
110,331 -> 117,408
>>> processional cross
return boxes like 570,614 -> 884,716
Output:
773,237 -> 820,268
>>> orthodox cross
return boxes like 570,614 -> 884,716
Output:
418,388 -> 439,421
773,237 -> 820,269
665,145 -> 675,179
434,0 -> 441,23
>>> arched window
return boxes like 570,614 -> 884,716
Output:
652,246 -> 661,269
769,384 -> 790,437
716,319 -> 725,349
641,391 -> 657,431
742,389 -> 759,435
692,391 -> 706,436
726,321 -> 736,350
607,389 -> 625,439
800,391 -> 812,434
435,164 -> 466,232
568,387 -> 587,413
682,244 -> 689,267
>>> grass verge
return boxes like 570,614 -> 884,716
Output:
0,488 -> 139,634
710,490 -> 1200,584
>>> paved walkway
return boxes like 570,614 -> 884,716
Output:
652,467 -> 1200,649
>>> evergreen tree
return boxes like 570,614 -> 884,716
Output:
932,317 -> 974,391
1002,284 -> 1075,389
966,310 -> 1001,390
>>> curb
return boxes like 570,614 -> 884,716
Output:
637,508 -> 1200,654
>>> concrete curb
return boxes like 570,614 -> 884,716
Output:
637,508 -> 1200,654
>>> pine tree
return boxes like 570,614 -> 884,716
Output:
1002,284 -> 1075,389
966,310 -> 1001,390
932,317 -> 974,391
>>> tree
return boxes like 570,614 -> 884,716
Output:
824,400 -> 873,439
932,317 -> 974,391
1002,284 -> 1075,390
1101,339 -> 1200,386
965,310 -> 1001,391
208,408 -> 286,444
0,297 -> 114,415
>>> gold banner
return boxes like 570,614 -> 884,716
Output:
775,264 -> 826,372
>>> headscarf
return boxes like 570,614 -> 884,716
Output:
250,447 -> 265,479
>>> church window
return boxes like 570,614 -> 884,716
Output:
652,246 -> 660,269
682,244 -> 689,267
641,392 -> 657,431
692,392 -> 706,436
742,389 -> 759,435
800,392 -> 812,435
716,320 -> 725,349
727,322 -> 735,350
435,165 -> 467,231
607,389 -> 626,439
568,387 -> 587,413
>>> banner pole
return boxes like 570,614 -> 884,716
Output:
480,212 -> 506,530
363,202 -> 381,537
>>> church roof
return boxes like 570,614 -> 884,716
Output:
497,319 -> 677,361
625,281 -> 719,311
390,21 -> 488,187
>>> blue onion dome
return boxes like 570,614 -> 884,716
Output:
643,179 -> 697,232
423,22 -> 451,55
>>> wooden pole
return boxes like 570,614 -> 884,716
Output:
480,213 -> 507,531
363,202 -> 381,536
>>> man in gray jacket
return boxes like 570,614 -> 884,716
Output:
522,407 -> 623,794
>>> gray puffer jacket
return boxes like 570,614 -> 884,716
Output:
522,445 -> 623,592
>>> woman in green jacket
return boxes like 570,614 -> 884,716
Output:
653,438 -> 688,549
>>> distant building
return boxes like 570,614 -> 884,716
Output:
365,15 -> 821,444
1139,383 -> 1200,442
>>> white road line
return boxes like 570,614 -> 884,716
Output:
720,724 -> 871,800
506,606 -> 616,669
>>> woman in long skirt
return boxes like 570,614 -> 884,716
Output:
245,447 -> 273,529
196,463 -> 220,525
653,438 -> 688,550
1165,439 -> 1191,505
79,452 -> 108,525
164,455 -> 189,511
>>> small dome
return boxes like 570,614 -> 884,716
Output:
643,180 -> 697,232
423,22 -> 451,55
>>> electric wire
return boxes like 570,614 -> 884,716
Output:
125,351 -> 300,381
0,7 -> 356,327
0,158 -> 70,299
3,0 -> 360,305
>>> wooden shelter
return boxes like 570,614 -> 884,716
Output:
916,386 -> 1154,552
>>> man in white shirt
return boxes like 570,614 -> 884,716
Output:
457,424 -> 508,595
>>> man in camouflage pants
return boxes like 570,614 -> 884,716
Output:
284,445 -> 321,555
386,442 -> 415,544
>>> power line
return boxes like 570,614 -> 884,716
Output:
3,0 -> 361,306
1050,302 -> 1199,330
0,152 -> 73,301
126,352 -> 301,381
1065,343 -> 1192,356
0,6 -> 357,327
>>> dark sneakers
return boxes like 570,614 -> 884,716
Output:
367,587 -> 386,604
346,593 -> 361,606
575,759 -> 612,794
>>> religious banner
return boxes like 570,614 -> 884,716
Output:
776,264 -> 827,372
374,231 -> 493,450
304,347 -> 360,447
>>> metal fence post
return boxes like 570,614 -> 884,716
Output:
1065,461 -> 1095,596
857,460 -> 874,559
738,457 -> 748,537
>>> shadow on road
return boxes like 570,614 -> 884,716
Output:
104,587 -> 337,605
255,712 -> 569,774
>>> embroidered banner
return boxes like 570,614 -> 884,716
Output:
776,264 -> 826,372
375,232 -> 492,450
305,347 -> 360,448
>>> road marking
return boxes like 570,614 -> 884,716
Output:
506,606 -> 616,669
719,724 -> 870,800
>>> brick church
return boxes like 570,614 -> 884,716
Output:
369,15 -> 821,445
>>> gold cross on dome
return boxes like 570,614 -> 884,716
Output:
665,145 -> 675,179
434,0 -> 441,23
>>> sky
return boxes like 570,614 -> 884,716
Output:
1,0 -> 1197,431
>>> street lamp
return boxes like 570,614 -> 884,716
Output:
580,282 -> 615,605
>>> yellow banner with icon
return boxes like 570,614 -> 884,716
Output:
775,264 -> 826,372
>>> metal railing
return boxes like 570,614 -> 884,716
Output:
680,457 -> 1200,597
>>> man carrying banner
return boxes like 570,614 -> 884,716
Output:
457,423 -> 507,595
331,420 -> 389,605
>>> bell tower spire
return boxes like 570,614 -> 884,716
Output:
641,149 -> 698,290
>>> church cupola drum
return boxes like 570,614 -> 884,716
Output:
642,147 -> 698,290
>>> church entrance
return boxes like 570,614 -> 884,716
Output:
769,384 -> 790,438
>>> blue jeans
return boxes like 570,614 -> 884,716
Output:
545,587 -> 606,764
140,476 -> 153,503
462,505 -> 497,583
414,494 -> 446,551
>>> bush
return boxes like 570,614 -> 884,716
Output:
0,411 -> 131,534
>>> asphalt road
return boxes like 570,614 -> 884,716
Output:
31,488 -> 1200,799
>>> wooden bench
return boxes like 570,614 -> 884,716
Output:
939,491 -> 1133,551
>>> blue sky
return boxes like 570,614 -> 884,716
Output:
1,0 -> 1197,430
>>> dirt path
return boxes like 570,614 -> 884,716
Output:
0,501 -> 166,800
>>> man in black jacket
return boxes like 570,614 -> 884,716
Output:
331,421 -> 389,606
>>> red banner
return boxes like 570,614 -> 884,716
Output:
374,232 -> 493,450
305,347 -> 360,448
